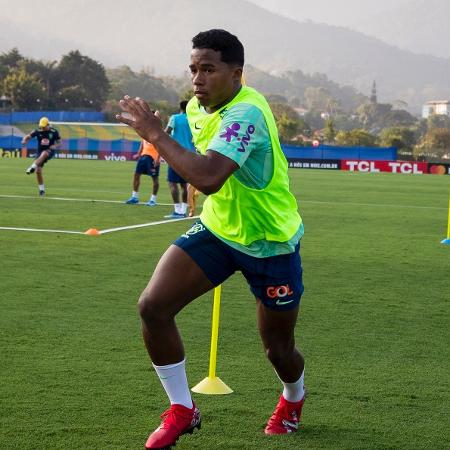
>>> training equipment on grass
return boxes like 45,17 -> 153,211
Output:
191,285 -> 233,395
441,193 -> 450,245
85,228 -> 100,236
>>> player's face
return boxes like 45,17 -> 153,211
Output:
190,48 -> 242,112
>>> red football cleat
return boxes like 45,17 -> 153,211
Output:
264,394 -> 305,435
145,403 -> 201,449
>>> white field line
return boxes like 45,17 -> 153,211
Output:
0,194 -> 446,211
0,194 -> 445,236
99,216 -> 199,234
0,217 -> 198,236
0,194 -> 196,236
0,226 -> 85,235
0,194 -> 172,206
300,199 -> 446,211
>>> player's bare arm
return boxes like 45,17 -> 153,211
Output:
116,96 -> 238,194
21,134 -> 32,145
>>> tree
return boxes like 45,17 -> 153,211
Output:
0,48 -> 23,68
58,85 -> 90,108
277,112 -> 300,142
356,102 -> 392,129
414,128 -> 450,160
3,67 -> 45,109
304,86 -> 334,112
269,101 -> 310,143
379,127 -> 416,155
21,59 -> 58,109
427,114 -> 450,130
107,65 -> 178,105
335,129 -> 377,147
381,109 -> 418,128
0,48 -> 24,84
323,119 -> 336,143
331,113 -> 361,131
55,50 -> 110,109
266,94 -> 289,104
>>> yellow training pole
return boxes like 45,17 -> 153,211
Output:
442,192 -> 450,244
191,285 -> 233,394
208,285 -> 221,378
447,194 -> 450,239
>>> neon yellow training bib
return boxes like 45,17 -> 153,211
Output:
187,86 -> 301,246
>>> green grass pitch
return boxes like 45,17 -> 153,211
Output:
1,158 -> 449,449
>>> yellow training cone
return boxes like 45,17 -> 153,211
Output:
192,376 -> 233,395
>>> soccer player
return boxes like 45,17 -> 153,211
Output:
125,138 -> 160,206
164,100 -> 196,218
22,117 -> 61,196
117,29 -> 306,450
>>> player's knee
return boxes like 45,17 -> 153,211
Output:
265,341 -> 294,366
137,292 -> 168,324
137,293 -> 154,321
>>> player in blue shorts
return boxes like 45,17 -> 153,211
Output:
164,101 -> 196,218
22,117 -> 61,196
125,139 -> 160,205
117,29 -> 306,450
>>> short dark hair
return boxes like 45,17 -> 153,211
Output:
192,29 -> 244,67
179,100 -> 188,111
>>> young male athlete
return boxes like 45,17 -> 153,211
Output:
117,29 -> 306,450
22,117 -> 61,196
163,100 -> 195,218
125,138 -> 160,206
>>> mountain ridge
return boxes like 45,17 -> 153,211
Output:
1,0 -> 449,112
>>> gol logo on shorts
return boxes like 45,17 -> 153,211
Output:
266,284 -> 294,299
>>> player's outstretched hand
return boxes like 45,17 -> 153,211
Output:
116,96 -> 162,143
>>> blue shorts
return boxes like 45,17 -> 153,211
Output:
136,155 -> 159,177
174,221 -> 304,311
38,149 -> 54,165
167,166 -> 186,184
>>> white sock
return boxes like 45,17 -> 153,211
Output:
174,203 -> 181,214
31,163 -> 38,169
152,359 -> 193,408
278,370 -> 305,402
38,184 -> 45,191
181,202 -> 188,214
150,194 -> 157,202
132,190 -> 139,199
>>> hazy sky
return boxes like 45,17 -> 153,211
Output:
247,0 -> 413,27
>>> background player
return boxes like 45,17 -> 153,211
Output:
22,116 -> 61,196
125,138 -> 160,206
164,100 -> 196,218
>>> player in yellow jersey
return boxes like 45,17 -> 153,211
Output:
117,29 -> 306,449
125,138 -> 160,205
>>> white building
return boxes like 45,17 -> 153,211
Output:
422,100 -> 450,118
